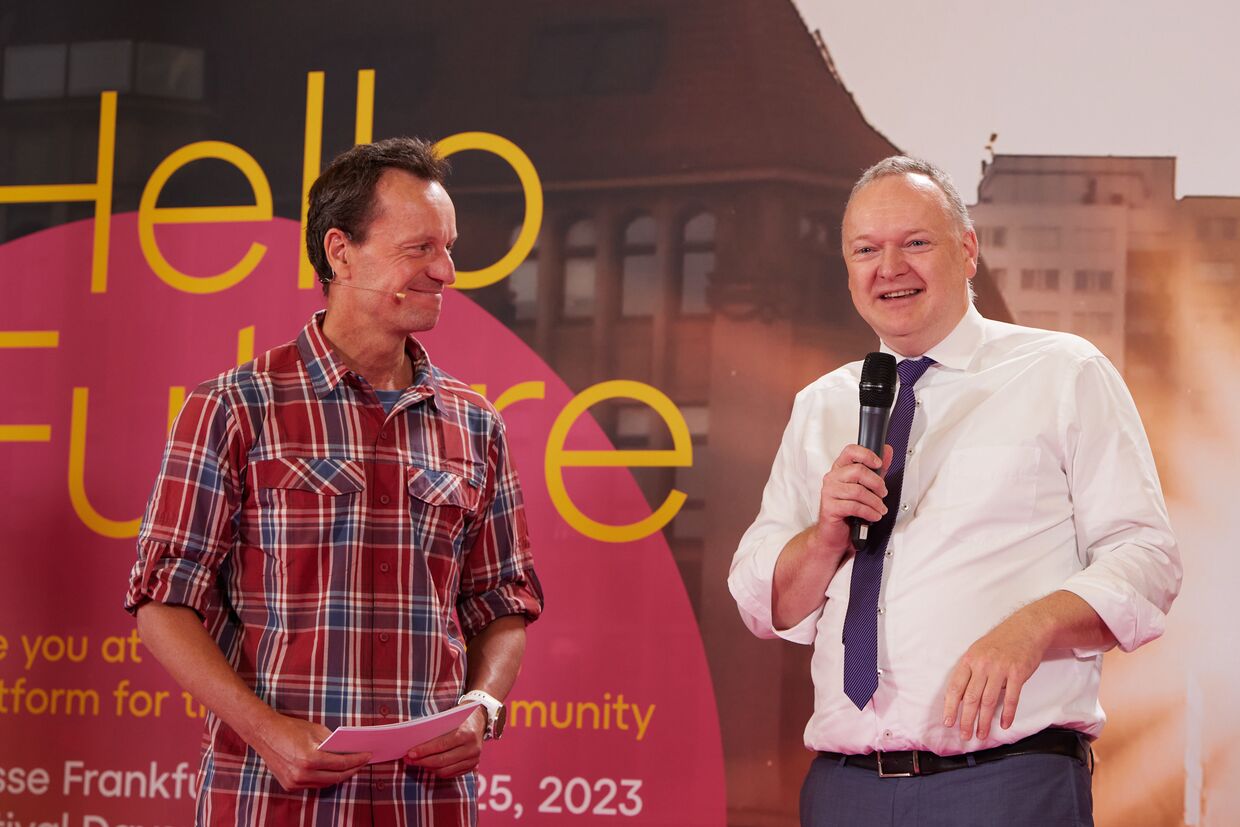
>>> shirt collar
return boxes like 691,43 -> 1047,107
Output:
296,310 -> 442,403
878,303 -> 984,373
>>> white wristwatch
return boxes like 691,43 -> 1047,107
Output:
460,689 -> 506,740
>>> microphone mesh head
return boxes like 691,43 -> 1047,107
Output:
858,352 -> 897,407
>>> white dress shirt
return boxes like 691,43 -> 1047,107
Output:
728,305 -> 1181,756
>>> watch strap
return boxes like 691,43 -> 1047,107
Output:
459,689 -> 503,739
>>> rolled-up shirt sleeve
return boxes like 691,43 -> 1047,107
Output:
124,386 -> 244,618
728,389 -> 822,645
1058,355 -> 1182,655
456,417 -> 543,640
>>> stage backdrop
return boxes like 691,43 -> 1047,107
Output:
1,2 -> 1233,826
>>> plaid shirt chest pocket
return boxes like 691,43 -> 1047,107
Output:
406,464 -> 482,562
251,456 -> 365,562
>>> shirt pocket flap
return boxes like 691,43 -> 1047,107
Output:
407,465 -> 480,510
253,457 -> 365,495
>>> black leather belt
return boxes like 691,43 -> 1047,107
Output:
820,728 -> 1092,778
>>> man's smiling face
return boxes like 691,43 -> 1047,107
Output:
842,172 -> 978,356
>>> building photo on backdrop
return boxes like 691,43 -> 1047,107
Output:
0,0 -> 1236,825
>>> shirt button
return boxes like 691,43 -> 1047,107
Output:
379,494 -> 391,505
884,551 -> 892,558
877,668 -> 885,677
379,562 -> 391,573
901,503 -> 909,512
379,632 -> 390,643
877,607 -> 885,615
379,430 -> 391,441
883,730 -> 893,738
375,780 -> 387,790
906,448 -> 914,457
379,705 -> 390,717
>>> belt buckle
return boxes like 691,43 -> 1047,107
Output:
876,750 -> 921,778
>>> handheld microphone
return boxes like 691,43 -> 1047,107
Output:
330,281 -> 406,300
849,352 -> 897,551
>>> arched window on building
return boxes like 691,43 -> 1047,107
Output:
621,214 -> 658,317
563,217 -> 597,320
681,212 -> 715,315
507,223 -> 538,322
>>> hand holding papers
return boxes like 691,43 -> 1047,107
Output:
318,702 -> 482,764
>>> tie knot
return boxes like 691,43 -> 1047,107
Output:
897,356 -> 935,387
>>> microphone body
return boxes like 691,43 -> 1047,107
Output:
849,352 -> 897,551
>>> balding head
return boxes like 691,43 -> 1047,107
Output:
843,155 -> 973,244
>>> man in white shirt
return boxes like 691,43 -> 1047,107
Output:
728,156 -> 1180,826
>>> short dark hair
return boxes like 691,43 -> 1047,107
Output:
306,137 -> 451,294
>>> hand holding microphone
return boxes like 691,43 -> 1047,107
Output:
849,353 -> 897,551
807,353 -> 897,559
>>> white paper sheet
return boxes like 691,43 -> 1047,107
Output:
318,702 -> 481,764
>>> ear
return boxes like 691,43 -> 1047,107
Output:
961,226 -> 979,280
324,228 -> 352,280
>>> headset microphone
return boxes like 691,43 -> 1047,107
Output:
330,281 -> 406,300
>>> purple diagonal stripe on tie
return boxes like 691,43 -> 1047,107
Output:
842,356 -> 935,710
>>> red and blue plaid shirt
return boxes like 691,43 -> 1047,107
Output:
125,311 -> 543,826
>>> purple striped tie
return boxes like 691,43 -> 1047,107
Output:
842,356 -> 935,710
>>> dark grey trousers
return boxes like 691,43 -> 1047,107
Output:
800,752 -> 1093,827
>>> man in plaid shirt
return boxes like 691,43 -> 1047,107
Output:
125,137 -> 544,825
